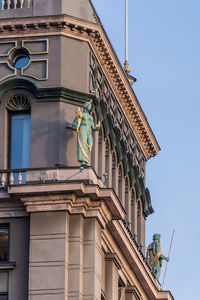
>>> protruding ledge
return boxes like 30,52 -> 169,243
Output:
8,182 -> 125,229
105,253 -> 122,270
125,285 -> 142,300
0,262 -> 16,270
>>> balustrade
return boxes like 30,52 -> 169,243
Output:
0,0 -> 32,10
0,170 -> 25,186
0,167 -> 104,188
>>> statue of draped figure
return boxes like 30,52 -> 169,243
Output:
72,100 -> 100,166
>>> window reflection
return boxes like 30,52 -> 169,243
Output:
0,229 -> 8,262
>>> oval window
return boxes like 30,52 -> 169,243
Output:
10,48 -> 30,69
14,56 -> 30,69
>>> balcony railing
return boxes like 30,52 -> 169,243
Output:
0,167 -> 104,187
0,0 -> 32,10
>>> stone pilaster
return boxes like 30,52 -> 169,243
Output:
83,218 -> 102,300
68,215 -> 84,300
105,253 -> 121,300
91,130 -> 99,174
28,211 -> 69,300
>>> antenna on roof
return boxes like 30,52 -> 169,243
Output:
124,0 -> 137,85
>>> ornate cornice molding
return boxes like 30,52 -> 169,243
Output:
8,181 -> 125,228
0,14 -> 160,159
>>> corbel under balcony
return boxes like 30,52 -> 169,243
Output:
2,167 -> 125,229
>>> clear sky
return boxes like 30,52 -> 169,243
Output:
92,0 -> 200,299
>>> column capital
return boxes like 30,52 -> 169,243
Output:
105,253 -> 122,270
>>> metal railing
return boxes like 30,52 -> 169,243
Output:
0,0 -> 32,10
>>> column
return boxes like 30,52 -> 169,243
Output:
105,253 -> 121,300
140,215 -> 146,254
91,130 -> 99,174
83,218 -> 102,300
68,214 -> 84,300
29,211 -> 69,300
106,152 -> 112,188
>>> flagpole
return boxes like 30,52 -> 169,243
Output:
125,0 -> 128,62
124,0 -> 136,84
162,229 -> 175,290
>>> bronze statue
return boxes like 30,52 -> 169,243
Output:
72,100 -> 100,166
147,233 -> 169,279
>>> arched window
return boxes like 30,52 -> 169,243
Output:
125,177 -> 130,223
7,95 -> 31,182
91,112 -> 97,170
131,189 -> 136,233
105,139 -> 110,186
98,127 -> 103,176
137,200 -> 142,244
112,151 -> 117,190
98,128 -> 103,176
118,164 -> 122,202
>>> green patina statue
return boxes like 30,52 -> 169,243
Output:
147,233 -> 169,279
72,100 -> 100,166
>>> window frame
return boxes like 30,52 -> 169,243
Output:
8,110 -> 31,170
0,224 -> 10,263
0,271 -> 9,300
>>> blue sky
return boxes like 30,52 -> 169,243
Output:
92,0 -> 200,299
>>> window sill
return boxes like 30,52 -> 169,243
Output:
0,262 -> 16,270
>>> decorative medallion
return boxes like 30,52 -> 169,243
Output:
6,95 -> 31,111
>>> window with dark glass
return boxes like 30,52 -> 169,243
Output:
0,227 -> 9,262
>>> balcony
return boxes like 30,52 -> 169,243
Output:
0,0 -> 33,18
0,0 -> 95,20
0,166 -> 104,187
0,0 -> 32,9
0,166 -> 124,221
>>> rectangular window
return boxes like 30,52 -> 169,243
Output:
0,227 -> 9,262
0,272 -> 8,300
10,114 -> 31,183
11,114 -> 31,169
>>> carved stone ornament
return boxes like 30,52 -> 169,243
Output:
6,95 -> 31,111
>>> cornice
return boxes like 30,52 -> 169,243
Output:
105,252 -> 122,270
0,14 -> 160,160
7,181 -> 125,228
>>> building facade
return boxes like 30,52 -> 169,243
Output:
0,1 -> 174,300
